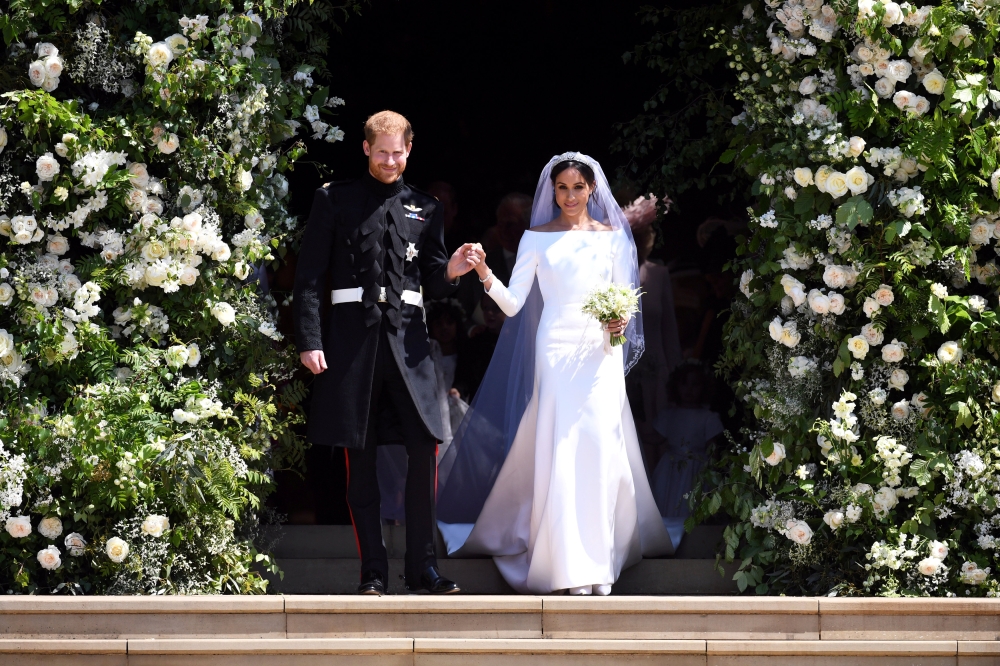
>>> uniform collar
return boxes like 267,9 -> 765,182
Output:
365,171 -> 406,199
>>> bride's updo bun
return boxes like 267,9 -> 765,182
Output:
550,159 -> 596,187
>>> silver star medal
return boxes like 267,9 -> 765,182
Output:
405,242 -> 419,262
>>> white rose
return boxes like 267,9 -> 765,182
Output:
808,289 -> 830,315
35,42 -> 58,58
157,133 -> 180,154
874,486 -> 898,511
888,60 -> 912,84
165,33 -> 189,53
888,368 -> 909,390
882,0 -> 903,25
764,442 -> 786,466
145,262 -> 168,287
937,341 -> 962,364
874,77 -> 896,98
823,265 -> 847,289
861,323 -> 884,346
44,55 -> 63,78
785,520 -> 813,545
0,126 -> 7,154
28,60 -> 46,86
35,152 -> 60,181
993,381 -> 1000,403
969,295 -> 987,312
127,162 -> 150,188
882,342 -> 905,363
187,343 -> 201,367
891,399 -> 911,420
847,335 -> 870,359
848,136 -> 866,157
768,317 -> 784,342
46,235 -> 69,255
798,77 -> 818,95
141,240 -> 168,262
38,516 -> 63,539
165,345 -> 190,369
825,171 -> 849,198
950,25 -> 972,48
0,283 -> 13,306
970,219 -> 992,245
239,168 -> 253,192
211,242 -> 231,262
874,285 -> 894,307
179,265 -> 199,286
105,537 -> 129,563
793,167 -> 814,187
828,293 -> 846,315
922,68 -> 946,95
140,514 -> 170,537
211,302 -> 237,326
814,165 -> 834,193
863,297 -> 880,318
823,510 -> 845,530
40,75 -> 59,92
845,166 -> 871,195
929,540 -> 949,560
36,545 -> 61,571
244,211 -> 265,230
780,322 -> 801,348
146,42 -> 174,68
918,556 -> 942,576
5,516 -> 31,538
64,532 -> 87,557
234,261 -> 252,281
858,0 -> 876,16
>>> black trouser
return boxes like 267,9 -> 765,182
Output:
344,325 -> 438,583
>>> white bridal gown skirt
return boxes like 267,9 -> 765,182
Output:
442,295 -> 673,593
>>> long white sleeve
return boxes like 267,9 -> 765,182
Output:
485,232 -> 538,317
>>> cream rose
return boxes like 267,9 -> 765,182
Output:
922,68 -> 946,95
127,162 -> 150,189
0,283 -> 13,306
179,265 -> 199,286
970,219 -> 992,245
793,167 -> 814,187
106,537 -> 129,563
863,297 -> 880,318
187,343 -> 202,367
64,532 -> 87,557
929,540 -> 949,560
36,545 -> 61,571
882,342 -> 905,363
823,510 -> 845,530
5,516 -> 31,538
874,77 -> 896,98
768,317 -> 784,342
828,293 -> 846,315
873,284 -> 894,307
874,486 -> 898,512
891,399 -> 911,420
807,289 -> 830,315
211,242 -> 232,262
993,381 -> 1000,403
937,341 -> 962,364
888,368 -> 909,390
785,520 -> 813,545
814,165 -> 834,193
798,76 -> 818,95
861,323 -> 884,346
211,302 -> 237,326
38,516 -> 63,539
848,136 -> 866,157
157,133 -> 180,154
141,514 -> 170,537
825,171 -> 849,198
845,166 -> 871,195
764,442 -> 786,466
28,60 -> 46,86
146,42 -> 174,68
35,152 -> 60,181
46,235 -> 69,255
847,335 -> 870,359
918,556 -> 942,576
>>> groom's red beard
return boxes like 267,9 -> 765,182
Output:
369,157 -> 407,184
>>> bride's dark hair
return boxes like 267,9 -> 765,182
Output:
550,159 -> 596,187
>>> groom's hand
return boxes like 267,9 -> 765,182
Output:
300,350 -> 328,374
446,243 -> 484,281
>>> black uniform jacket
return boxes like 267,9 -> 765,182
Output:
293,175 -> 459,449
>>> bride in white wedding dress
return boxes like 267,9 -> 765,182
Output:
436,153 -> 672,595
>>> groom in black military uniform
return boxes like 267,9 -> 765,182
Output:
294,111 -> 482,595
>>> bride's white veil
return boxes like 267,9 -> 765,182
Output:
436,152 -> 645,529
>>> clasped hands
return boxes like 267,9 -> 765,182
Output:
446,243 -> 487,282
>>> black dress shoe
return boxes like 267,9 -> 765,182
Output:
405,565 -> 460,594
358,569 -> 386,595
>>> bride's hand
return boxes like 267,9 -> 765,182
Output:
605,318 -> 627,335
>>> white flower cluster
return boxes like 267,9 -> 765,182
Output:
68,23 -> 137,95
72,149 -> 128,190
887,186 -> 927,218
787,355 -> 818,378
959,561 -> 991,585
0,328 -> 29,385
874,435 -> 912,487
172,396 -> 231,424
768,315 -> 801,348
829,391 -> 859,444
112,300 -> 170,340
27,42 -> 64,92
178,15 -> 210,39
0,440 -> 28,524
866,147 -> 925,181
1,214 -> 44,245
750,497 -> 796,530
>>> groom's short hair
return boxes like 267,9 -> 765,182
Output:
364,110 -> 414,144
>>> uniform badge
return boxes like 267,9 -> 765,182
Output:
404,213 -> 426,221
404,204 -> 423,212
405,242 -> 419,262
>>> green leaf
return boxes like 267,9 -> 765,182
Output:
794,187 -> 815,214
835,195 -> 874,230
929,294 -> 950,333
908,458 -> 931,485
911,324 -> 928,340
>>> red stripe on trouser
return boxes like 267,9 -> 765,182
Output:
343,448 -> 363,578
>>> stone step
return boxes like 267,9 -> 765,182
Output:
4,637 -> 1000,665
4,596 -> 1000,642
270,557 -> 740,595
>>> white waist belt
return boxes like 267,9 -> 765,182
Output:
331,287 -> 423,308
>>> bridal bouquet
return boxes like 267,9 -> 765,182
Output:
582,284 -> 641,349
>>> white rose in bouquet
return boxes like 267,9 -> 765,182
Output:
918,556 -> 943,575
825,171 -> 850,198
212,242 -> 232,262
823,510 -> 845,530
141,514 -> 170,537
179,265 -> 200,286
785,520 -> 813,544
38,516 -> 63,539
845,166 -> 872,195
27,60 -> 46,87
793,167 -> 814,187
244,210 -> 265,230
234,261 -> 252,281
739,269 -> 755,298
105,537 -> 129,563
0,283 -> 13,306
768,316 -> 784,342
127,162 -> 150,189
764,442 -> 786,466
861,323 -> 884,346
891,399 -> 911,420
5,516 -> 31,538
969,295 -> 987,312
823,264 -> 849,289
950,24 -> 973,48
64,532 -> 87,557
211,302 -> 237,326
882,0 -> 903,24
847,335 -> 869,359
814,165 -> 834,192
44,55 -> 63,78
780,322 -> 801,348
888,368 -> 909,390
780,274 -> 807,306
937,341 -> 962,364
41,75 -> 60,92
869,388 -> 887,405
36,545 -> 61,571
35,153 -> 60,181
0,126 -> 7,154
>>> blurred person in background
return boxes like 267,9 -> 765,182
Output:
454,292 -> 506,402
459,193 -> 533,317
427,181 -> 464,254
